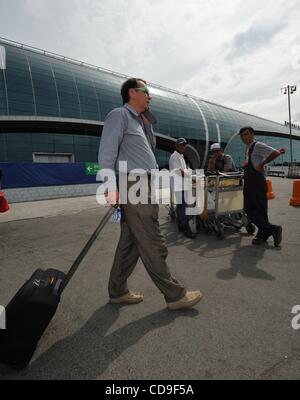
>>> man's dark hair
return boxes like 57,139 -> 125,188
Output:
121,78 -> 146,104
239,126 -> 254,135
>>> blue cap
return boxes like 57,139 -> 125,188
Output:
176,137 -> 187,145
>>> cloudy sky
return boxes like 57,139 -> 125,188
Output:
1,0 -> 300,123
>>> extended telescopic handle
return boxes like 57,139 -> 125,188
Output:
58,206 -> 117,295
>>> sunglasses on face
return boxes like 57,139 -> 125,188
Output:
134,86 -> 150,96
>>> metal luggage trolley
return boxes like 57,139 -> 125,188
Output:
197,171 -> 255,239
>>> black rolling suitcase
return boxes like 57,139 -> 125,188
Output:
0,207 -> 115,369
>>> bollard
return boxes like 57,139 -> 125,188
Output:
290,180 -> 300,206
266,179 -> 275,200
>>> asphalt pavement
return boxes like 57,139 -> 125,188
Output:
0,177 -> 300,380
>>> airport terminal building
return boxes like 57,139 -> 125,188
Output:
1,37 -> 300,192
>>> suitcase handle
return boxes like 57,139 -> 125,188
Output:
58,206 -> 117,295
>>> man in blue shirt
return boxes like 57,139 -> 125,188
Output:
98,78 -> 202,310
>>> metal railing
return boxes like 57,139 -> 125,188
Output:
287,165 -> 300,178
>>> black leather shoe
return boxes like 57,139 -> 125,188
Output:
272,225 -> 282,247
252,237 -> 266,245
183,230 -> 196,239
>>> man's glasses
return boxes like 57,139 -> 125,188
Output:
134,86 -> 150,96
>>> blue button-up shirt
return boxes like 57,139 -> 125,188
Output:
98,104 -> 157,188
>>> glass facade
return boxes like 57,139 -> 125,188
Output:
1,38 -> 300,167
0,130 -> 100,163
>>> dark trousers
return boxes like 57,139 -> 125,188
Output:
175,192 -> 190,232
244,189 -> 274,239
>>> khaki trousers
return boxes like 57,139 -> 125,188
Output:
108,200 -> 186,303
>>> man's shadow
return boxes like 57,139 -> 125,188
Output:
161,216 -> 276,282
159,219 -> 189,247
217,241 -> 276,281
0,304 -> 198,380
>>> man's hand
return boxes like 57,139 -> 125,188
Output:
181,168 -> 192,177
259,149 -> 285,172
257,163 -> 266,173
105,191 -> 119,206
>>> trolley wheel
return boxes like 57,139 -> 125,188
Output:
241,212 -> 250,226
188,216 -> 198,234
246,223 -> 256,235
227,217 -> 243,230
201,219 -> 213,233
233,212 -> 243,220
169,208 -> 176,222
214,220 -> 225,239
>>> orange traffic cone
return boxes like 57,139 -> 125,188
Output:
266,179 -> 275,200
290,180 -> 300,206
0,190 -> 10,212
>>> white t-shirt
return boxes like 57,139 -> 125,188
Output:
169,150 -> 187,173
169,151 -> 192,195
246,141 -> 276,170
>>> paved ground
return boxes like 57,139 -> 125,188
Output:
0,177 -> 300,380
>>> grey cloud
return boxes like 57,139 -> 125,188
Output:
225,19 -> 287,61
149,61 -> 207,89
142,33 -> 209,87
293,112 -> 300,123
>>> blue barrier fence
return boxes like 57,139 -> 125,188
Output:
0,163 -> 97,189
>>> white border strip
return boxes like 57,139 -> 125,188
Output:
188,96 -> 209,168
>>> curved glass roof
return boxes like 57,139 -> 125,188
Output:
1,37 -> 300,166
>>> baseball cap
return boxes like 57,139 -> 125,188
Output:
210,143 -> 222,151
176,137 -> 187,145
